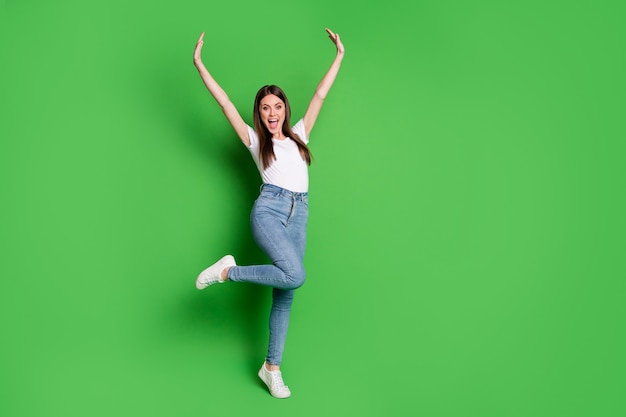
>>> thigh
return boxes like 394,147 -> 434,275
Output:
251,197 -> 301,267
285,200 -> 308,261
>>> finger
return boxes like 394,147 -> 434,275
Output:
199,32 -> 205,42
325,27 -> 335,38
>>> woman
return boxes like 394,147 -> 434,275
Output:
192,28 -> 344,398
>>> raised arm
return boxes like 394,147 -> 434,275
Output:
193,32 -> 250,146
303,28 -> 345,138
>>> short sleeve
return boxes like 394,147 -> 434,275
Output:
247,125 -> 258,150
246,124 -> 262,167
292,119 -> 308,144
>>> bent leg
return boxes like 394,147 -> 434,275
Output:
227,200 -> 305,290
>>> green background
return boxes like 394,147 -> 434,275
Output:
2,0 -> 624,416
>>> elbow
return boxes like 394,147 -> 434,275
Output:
314,90 -> 327,102
220,99 -> 235,112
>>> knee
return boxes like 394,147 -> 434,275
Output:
285,265 -> 306,290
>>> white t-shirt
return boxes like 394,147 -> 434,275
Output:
247,119 -> 309,193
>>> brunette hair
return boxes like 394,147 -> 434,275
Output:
253,85 -> 312,169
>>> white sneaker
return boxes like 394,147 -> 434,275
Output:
195,255 -> 236,290
258,362 -> 291,399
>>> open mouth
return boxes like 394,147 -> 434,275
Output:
268,118 -> 279,130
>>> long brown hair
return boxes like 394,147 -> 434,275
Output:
253,85 -> 312,169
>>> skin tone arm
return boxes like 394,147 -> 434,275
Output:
303,28 -> 345,138
193,32 -> 250,146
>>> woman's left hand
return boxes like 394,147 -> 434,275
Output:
325,28 -> 344,56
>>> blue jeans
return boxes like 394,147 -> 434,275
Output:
227,183 -> 308,366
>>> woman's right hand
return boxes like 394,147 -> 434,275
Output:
193,32 -> 205,64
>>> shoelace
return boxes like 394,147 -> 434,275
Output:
270,371 -> 288,390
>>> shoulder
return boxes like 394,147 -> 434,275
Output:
246,124 -> 261,157
247,125 -> 258,149
292,119 -> 308,144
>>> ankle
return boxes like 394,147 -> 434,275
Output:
265,362 -> 280,372
220,266 -> 231,281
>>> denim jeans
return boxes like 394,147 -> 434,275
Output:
227,183 -> 308,366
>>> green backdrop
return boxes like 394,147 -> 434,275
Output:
2,0 -> 624,416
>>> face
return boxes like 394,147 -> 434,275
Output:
259,94 -> 286,138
